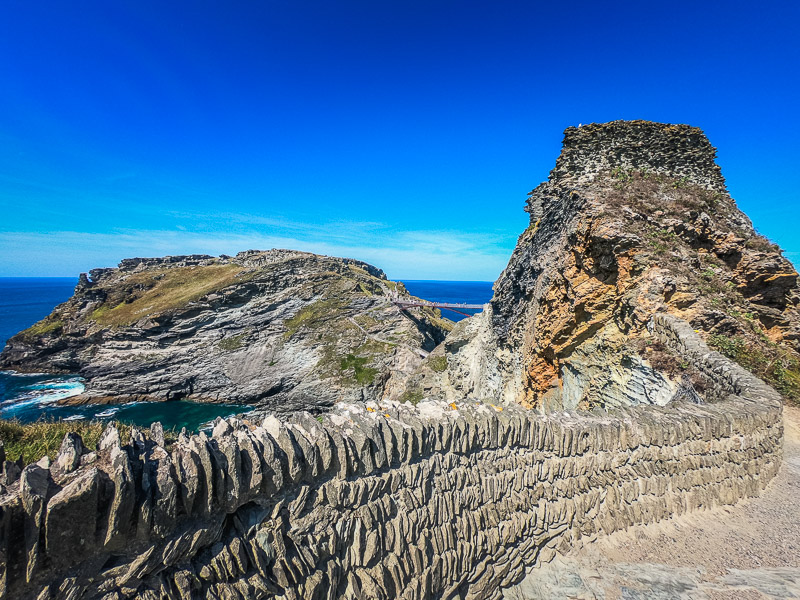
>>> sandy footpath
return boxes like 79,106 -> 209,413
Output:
505,406 -> 800,599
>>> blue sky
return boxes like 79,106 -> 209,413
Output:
1,1 -> 799,280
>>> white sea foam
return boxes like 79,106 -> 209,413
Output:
30,379 -> 85,404
0,376 -> 84,410
95,408 -> 119,418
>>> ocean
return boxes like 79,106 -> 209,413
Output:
400,280 -> 493,321
0,277 -> 494,430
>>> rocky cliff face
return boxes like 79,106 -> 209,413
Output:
419,120 -> 800,409
0,250 -> 452,412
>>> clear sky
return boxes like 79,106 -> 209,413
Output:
1,1 -> 798,280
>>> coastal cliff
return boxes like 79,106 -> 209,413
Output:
417,121 -> 800,410
0,250 -> 452,411
0,120 -> 792,600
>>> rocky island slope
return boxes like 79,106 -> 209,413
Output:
0,250 -> 452,412
410,120 -> 800,410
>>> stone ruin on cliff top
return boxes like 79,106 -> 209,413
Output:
0,120 -> 792,600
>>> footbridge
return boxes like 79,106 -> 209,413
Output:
393,298 -> 486,318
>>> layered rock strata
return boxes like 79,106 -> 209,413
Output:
420,121 -> 800,410
0,317 -> 783,600
0,250 -> 451,412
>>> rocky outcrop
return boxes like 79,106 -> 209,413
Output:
0,317 -> 783,600
421,120 -> 800,409
0,250 -> 452,412
0,120 -> 791,600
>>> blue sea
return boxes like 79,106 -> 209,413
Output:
0,277 -> 493,430
400,280 -> 493,321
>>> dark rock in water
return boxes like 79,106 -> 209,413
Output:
0,250 -> 453,413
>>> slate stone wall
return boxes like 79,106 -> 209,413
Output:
0,314 -> 783,600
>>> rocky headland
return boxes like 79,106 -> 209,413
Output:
0,120 -> 794,600
409,120 -> 800,412
0,250 -> 452,412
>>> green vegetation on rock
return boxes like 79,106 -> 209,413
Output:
0,419 -> 181,464
1,420 -> 127,464
429,355 -> 448,372
708,334 -> 800,403
340,354 -> 379,384
283,298 -> 348,339
399,387 -> 424,405
218,333 -> 246,351
91,264 -> 247,327
19,318 -> 64,340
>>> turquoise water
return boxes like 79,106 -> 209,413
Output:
0,278 -> 493,430
0,371 -> 252,431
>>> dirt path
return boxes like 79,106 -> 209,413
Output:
505,406 -> 800,599
347,316 -> 429,358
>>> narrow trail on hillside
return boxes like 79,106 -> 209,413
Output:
348,316 -> 429,358
505,407 -> 800,600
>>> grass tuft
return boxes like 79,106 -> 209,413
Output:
340,354 -> 379,384
1,419 -> 129,464
283,298 -> 348,339
218,333 -> 246,351
708,334 -> 800,403
428,355 -> 448,372
0,419 -> 179,465
399,388 -> 424,405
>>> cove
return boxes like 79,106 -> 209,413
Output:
0,371 -> 252,432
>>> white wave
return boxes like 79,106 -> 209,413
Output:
30,381 -> 85,405
0,376 -> 85,409
95,408 -> 119,418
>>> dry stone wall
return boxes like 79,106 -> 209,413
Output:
0,314 -> 783,600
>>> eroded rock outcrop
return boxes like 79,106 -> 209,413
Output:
0,250 -> 452,412
0,121 -> 791,599
420,120 -> 800,410
0,317 -> 783,600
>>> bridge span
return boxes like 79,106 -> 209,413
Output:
392,298 -> 485,318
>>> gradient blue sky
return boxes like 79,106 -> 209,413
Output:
2,1 -> 799,280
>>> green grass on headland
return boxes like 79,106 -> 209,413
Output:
340,354 -> 379,384
18,318 -> 64,341
90,264 -> 247,327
